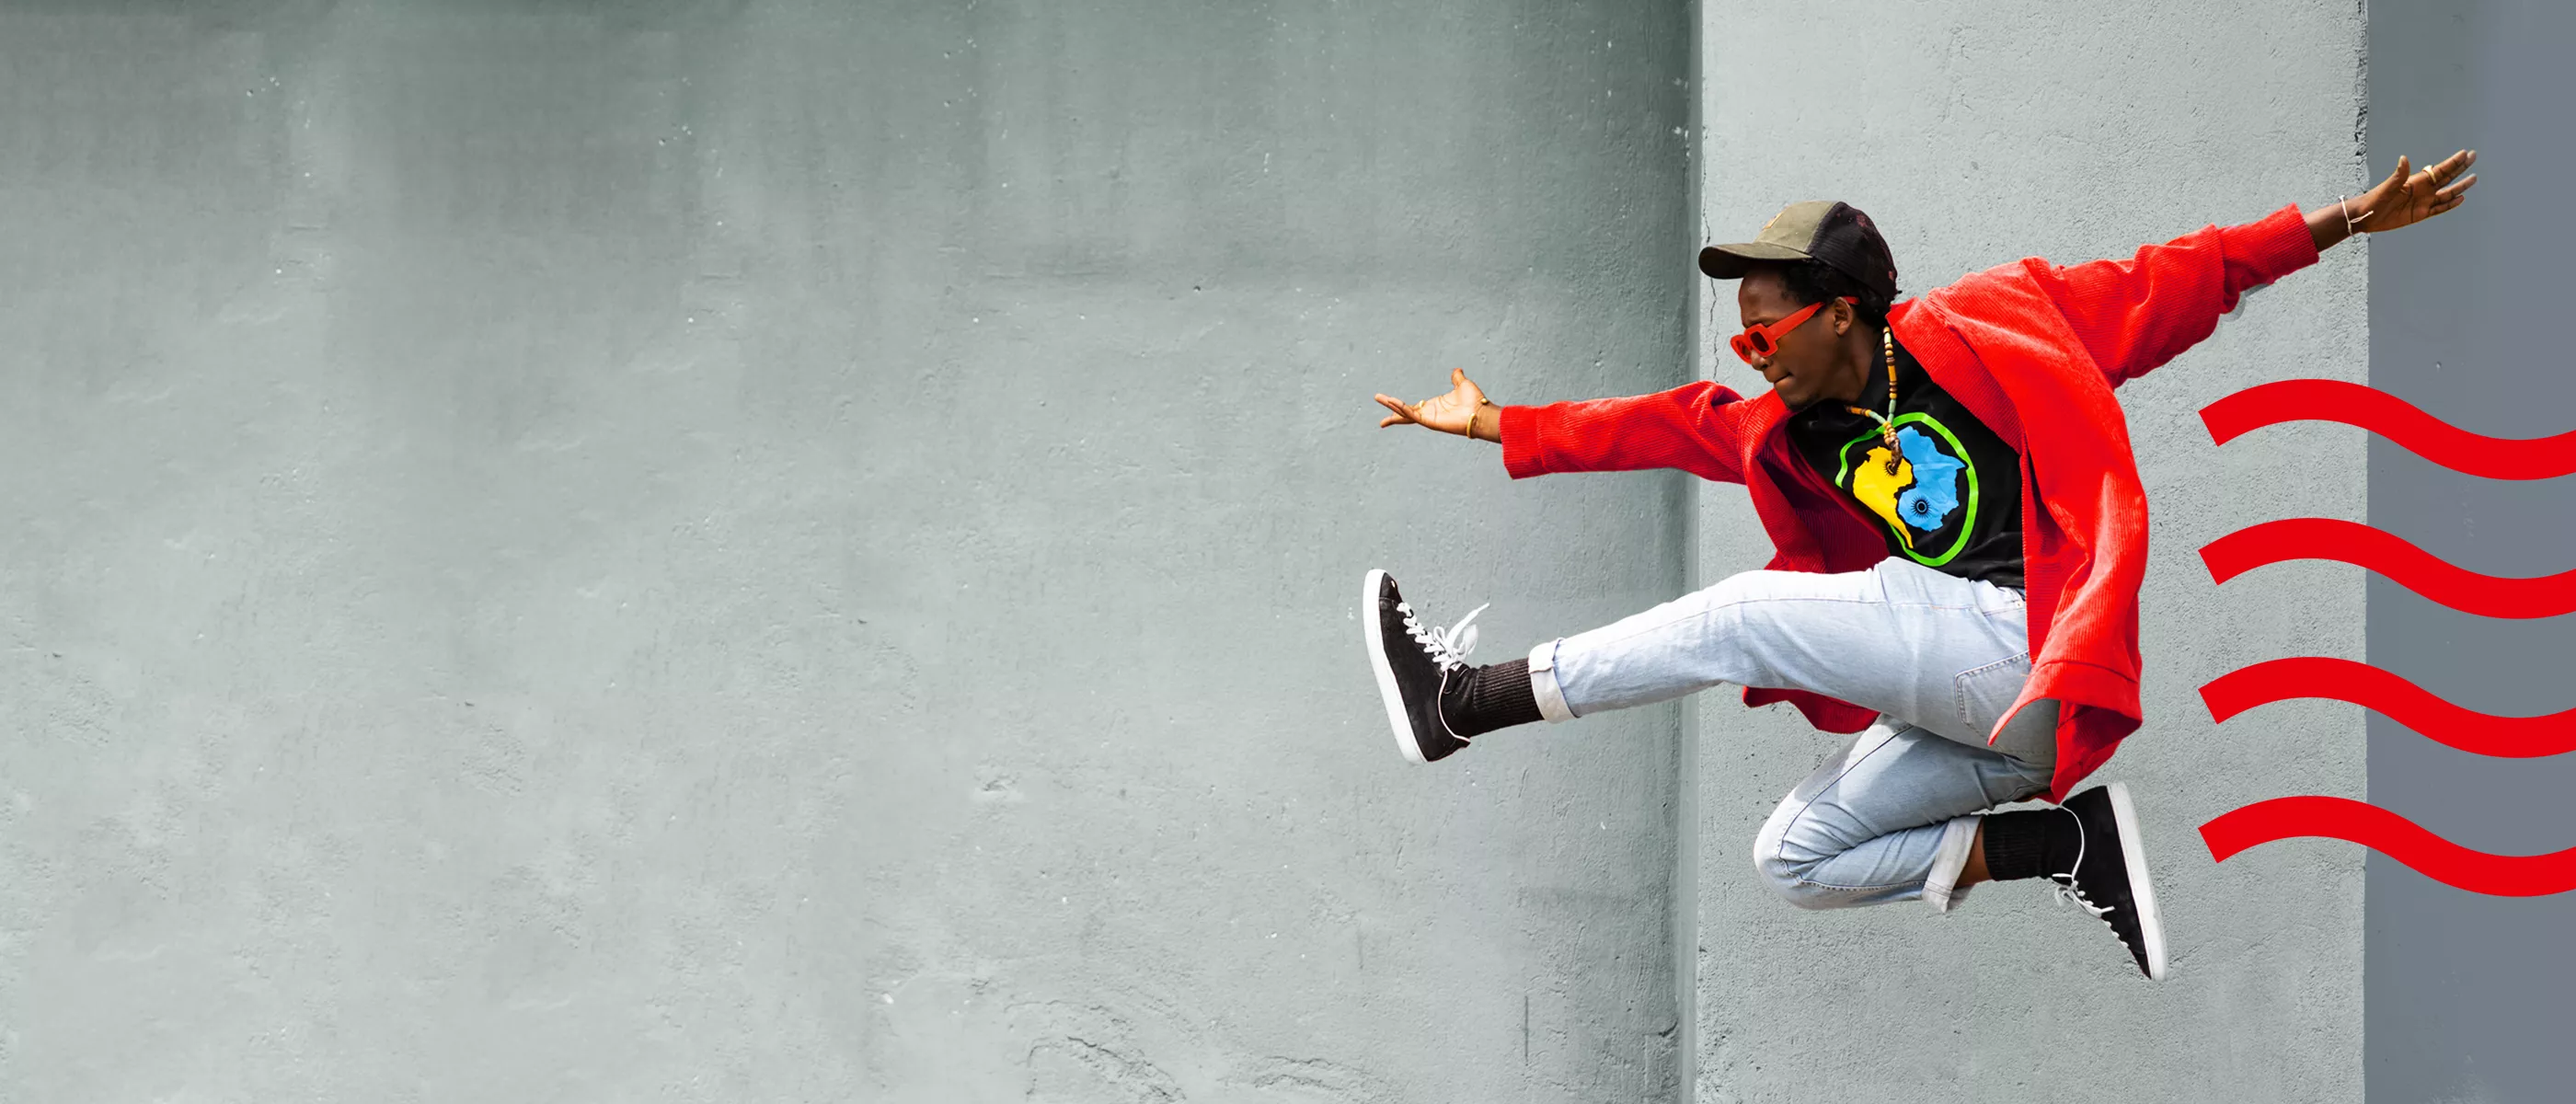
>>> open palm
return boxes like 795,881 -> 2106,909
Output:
1375,368 -> 1489,435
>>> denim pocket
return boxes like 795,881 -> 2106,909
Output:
1955,650 -> 2056,769
1953,650 -> 2034,739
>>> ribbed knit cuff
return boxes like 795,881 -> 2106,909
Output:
1499,405 -> 1547,479
2224,201 -> 2324,284
1979,808 -> 2074,882
1451,659 -> 1543,737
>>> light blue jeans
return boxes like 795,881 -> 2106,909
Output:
1527,558 -> 2059,912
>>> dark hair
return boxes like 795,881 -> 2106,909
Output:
1758,259 -> 1896,328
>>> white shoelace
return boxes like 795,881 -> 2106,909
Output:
1398,599 -> 1489,673
2048,804 -> 2112,919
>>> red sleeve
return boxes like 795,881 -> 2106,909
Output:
2024,203 -> 2322,387
1497,381 -> 1749,484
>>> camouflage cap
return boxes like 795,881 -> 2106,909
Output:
1697,200 -> 1899,300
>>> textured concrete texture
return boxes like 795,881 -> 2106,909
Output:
0,2 -> 1694,1101
1690,3 -> 2369,1101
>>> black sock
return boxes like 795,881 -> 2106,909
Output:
1980,808 -> 2078,881
1443,659 -> 1543,737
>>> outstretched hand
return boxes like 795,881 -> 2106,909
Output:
1374,368 -> 1490,438
2352,149 -> 2478,235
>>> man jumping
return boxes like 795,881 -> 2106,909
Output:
1363,150 -> 2478,980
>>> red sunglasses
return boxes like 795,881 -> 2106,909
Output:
1731,296 -> 1857,363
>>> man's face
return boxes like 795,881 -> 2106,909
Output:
1736,269 -> 1842,412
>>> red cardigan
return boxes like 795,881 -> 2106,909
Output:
1499,204 -> 2321,802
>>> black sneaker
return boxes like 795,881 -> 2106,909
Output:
2049,782 -> 2169,981
1361,569 -> 1489,764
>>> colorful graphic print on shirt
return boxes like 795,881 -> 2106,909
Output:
1831,413 -> 1982,567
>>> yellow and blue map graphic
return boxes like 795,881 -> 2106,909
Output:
1838,416 -> 1977,564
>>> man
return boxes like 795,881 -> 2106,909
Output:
1363,151 -> 2478,980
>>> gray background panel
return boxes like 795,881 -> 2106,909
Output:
2367,3 -> 2576,1102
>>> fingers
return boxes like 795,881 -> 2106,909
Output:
2350,150 -> 2478,234
1374,393 -> 1420,427
2411,150 -> 2473,192
2430,151 -> 2477,192
2417,151 -> 2478,215
2435,177 -> 2477,215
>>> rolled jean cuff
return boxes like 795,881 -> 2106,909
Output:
1529,639 -> 1576,723
1922,814 -> 1983,914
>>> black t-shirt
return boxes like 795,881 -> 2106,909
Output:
1785,338 -> 2027,591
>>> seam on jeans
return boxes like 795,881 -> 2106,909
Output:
1568,595 -> 1882,656
1576,592 -> 1977,660
1791,880 -> 1910,896
1873,558 -> 2003,610
1790,873 -> 1919,893
1953,650 -> 2033,731
1766,727 -> 1918,893
1979,581 -> 2029,608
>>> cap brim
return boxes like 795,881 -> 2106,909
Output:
1697,242 -> 1811,279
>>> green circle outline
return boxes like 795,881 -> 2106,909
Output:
1832,411 -> 1980,567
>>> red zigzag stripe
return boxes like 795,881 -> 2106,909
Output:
2202,378 -> 2576,480
2202,796 -> 2576,897
2201,518 -> 2576,619
2202,657 -> 2576,758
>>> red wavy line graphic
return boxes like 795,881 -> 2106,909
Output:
2202,796 -> 2576,896
2201,518 -> 2576,619
2202,657 -> 2576,758
2201,378 -> 2576,480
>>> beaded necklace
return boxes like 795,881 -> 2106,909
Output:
1842,327 -> 1903,475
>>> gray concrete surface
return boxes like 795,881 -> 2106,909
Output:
0,2 -> 1696,1100
0,2 -> 2445,1100
2366,3 -> 2576,1102
1690,3 -> 2370,1101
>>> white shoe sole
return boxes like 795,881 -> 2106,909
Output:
1362,569 -> 1429,764
2105,781 -> 2168,981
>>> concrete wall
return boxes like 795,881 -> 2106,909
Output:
1,2 -> 2425,1100
0,2 -> 1695,1100
1691,3 -> 2369,1101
